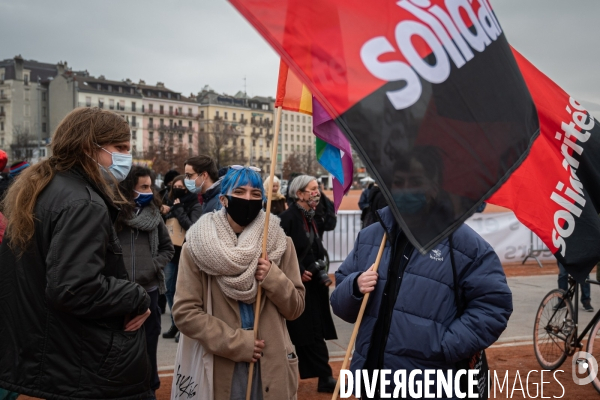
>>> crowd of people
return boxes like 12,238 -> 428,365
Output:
0,107 -> 517,399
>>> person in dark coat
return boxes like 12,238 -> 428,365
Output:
279,174 -> 338,393
161,175 -> 203,340
362,184 -> 388,228
263,175 -> 287,215
116,166 -> 174,396
0,107 -> 153,399
183,154 -> 222,214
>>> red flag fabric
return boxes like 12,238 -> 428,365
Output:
230,0 -> 539,253
488,48 -> 600,280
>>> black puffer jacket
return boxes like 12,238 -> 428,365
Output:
0,169 -> 152,400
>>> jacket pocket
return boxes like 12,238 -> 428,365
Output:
97,329 -> 149,384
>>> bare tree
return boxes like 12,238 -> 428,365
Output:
282,147 -> 322,180
145,126 -> 192,176
10,125 -> 34,160
200,117 -> 248,169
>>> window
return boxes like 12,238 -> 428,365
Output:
233,112 -> 236,121
0,122 -> 3,131
284,114 -> 288,121
285,144 -> 288,151
308,116 -> 311,123
160,132 -> 164,142
149,104 -> 153,113
132,131 -> 137,139
178,120 -> 182,126
179,133 -> 183,141
302,115 -> 306,123
85,97 -> 92,107
188,108 -> 192,116
24,74 -> 29,85
291,125 -> 294,132
240,113 -> 244,121
42,106 -> 46,117
131,102 -> 136,112
215,111 -> 219,118
108,85 -> 112,92
178,107 -> 182,115
160,105 -> 164,114
160,118 -> 164,127
297,125 -> 300,132
241,138 -> 245,146
297,145 -> 300,151
200,110 -> 204,118
98,99 -> 104,109
0,72 -> 4,80
224,112 -> 228,120
262,104 -> 269,110
109,99 -> 115,110
296,115 -> 300,122
302,126 -> 306,133
291,135 -> 294,142
188,121 -> 192,128
131,116 -> 136,127
302,136 -> 305,142
149,132 -> 154,141
284,124 -> 288,131
252,139 -> 256,147
42,123 -> 47,133
42,92 -> 46,101
118,101 -> 124,111
297,135 -> 300,141
188,134 -> 192,143
169,119 -> 174,128
169,106 -> 173,115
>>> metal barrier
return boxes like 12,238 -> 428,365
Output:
522,230 -> 550,268
322,211 -> 362,267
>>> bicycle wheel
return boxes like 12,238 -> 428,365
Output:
586,316 -> 600,393
533,289 -> 574,370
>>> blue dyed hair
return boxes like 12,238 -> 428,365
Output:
220,167 -> 265,201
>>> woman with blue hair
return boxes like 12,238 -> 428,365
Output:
173,166 -> 306,400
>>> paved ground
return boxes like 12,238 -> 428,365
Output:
157,273 -> 600,370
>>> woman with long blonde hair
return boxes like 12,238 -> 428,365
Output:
0,107 -> 154,399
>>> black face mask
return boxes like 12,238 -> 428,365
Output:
172,188 -> 188,199
226,196 -> 263,227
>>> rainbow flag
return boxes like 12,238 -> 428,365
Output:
275,60 -> 353,211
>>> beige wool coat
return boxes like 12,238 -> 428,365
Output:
173,238 -> 305,400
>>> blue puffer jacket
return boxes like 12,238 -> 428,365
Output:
331,207 -> 512,396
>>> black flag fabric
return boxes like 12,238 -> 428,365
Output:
230,0 -> 539,253
489,49 -> 600,281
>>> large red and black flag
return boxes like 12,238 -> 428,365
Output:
229,0 -> 539,254
488,49 -> 600,281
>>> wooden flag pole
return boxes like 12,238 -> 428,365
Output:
246,105 -> 283,400
331,233 -> 387,400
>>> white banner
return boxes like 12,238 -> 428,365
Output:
465,212 -> 556,265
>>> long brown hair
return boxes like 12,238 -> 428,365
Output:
1,107 -> 131,251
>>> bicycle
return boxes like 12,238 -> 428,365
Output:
533,275 -> 600,392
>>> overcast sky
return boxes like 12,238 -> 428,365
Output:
1,0 -> 599,109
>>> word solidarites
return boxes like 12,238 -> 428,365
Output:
360,0 -> 502,110
551,98 -> 596,257
339,369 -> 567,399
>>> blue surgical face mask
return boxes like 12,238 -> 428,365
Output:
184,175 -> 205,194
134,191 -> 154,207
392,190 -> 427,215
100,147 -> 132,182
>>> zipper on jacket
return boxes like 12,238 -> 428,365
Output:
130,230 -> 136,283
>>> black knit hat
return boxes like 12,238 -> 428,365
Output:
164,170 -> 180,186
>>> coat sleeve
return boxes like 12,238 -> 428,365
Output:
45,200 -> 150,319
154,219 -> 175,271
259,238 -> 305,321
172,203 -> 202,230
330,232 -> 366,323
173,244 -> 255,363
440,244 -> 513,363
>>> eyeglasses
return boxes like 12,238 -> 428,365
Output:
184,172 -> 200,180
230,165 -> 261,172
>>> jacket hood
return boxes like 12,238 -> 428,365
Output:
376,206 -> 397,235
202,180 -> 222,203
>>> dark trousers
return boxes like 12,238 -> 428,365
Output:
144,289 -> 162,391
295,338 -> 333,379
164,260 -> 178,327
558,262 -> 591,303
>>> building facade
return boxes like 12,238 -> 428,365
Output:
0,55 -> 59,162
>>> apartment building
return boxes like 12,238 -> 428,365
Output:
50,72 -> 198,160
0,55 -> 59,161
279,109 -> 313,163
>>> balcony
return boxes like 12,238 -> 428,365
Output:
0,94 -> 9,102
0,111 -> 5,117
214,115 -> 223,122
239,118 -> 248,125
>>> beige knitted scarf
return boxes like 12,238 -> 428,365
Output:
186,208 -> 288,303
